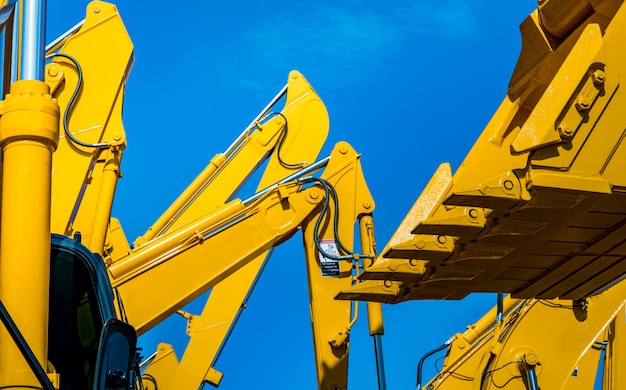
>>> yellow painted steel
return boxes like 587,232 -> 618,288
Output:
343,0 -> 626,303
603,306 -> 626,389
301,142 -> 374,390
109,180 -> 324,334
14,0 -> 626,388
417,287 -> 624,389
46,1 -> 132,253
30,3 -> 364,385
137,142 -> 374,390
0,80 -> 59,388
141,344 -> 180,390
88,147 -> 122,252
360,216 -> 385,337
136,70 -> 328,244
125,71 -> 329,388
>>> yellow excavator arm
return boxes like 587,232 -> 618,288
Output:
416,290 -> 626,389
18,0 -> 626,389
2,2 -> 381,389
116,141 -> 375,390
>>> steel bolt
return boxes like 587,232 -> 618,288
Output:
47,67 -> 58,78
576,100 -> 590,111
503,180 -> 514,191
384,280 -> 393,288
437,235 -> 447,244
558,124 -> 573,138
363,202 -> 371,209
92,3 -> 101,13
524,352 -> 538,366
310,191 -> 319,200
468,208 -> 478,219
592,69 -> 606,85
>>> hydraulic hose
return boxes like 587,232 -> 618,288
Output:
416,340 -> 451,390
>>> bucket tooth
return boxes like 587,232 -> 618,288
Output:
384,234 -> 454,261
413,206 -> 486,240
335,280 -> 400,303
359,258 -> 427,283
444,171 -> 527,211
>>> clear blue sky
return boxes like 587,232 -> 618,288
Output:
46,1 -> 537,389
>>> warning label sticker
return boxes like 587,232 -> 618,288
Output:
319,239 -> 340,277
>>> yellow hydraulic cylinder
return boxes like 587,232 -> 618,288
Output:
87,147 -> 122,253
0,80 -> 59,388
360,215 -> 387,390
360,215 -> 384,336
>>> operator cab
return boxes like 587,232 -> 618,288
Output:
48,234 -> 136,390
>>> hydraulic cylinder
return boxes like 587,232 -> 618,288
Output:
0,79 -> 59,388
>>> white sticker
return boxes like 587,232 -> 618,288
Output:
319,239 -> 340,277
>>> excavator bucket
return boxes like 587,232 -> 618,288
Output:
341,0 -> 626,302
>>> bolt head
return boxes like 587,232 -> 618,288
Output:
524,352 -> 538,366
558,124 -> 574,138
47,67 -> 59,78
592,69 -> 606,85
